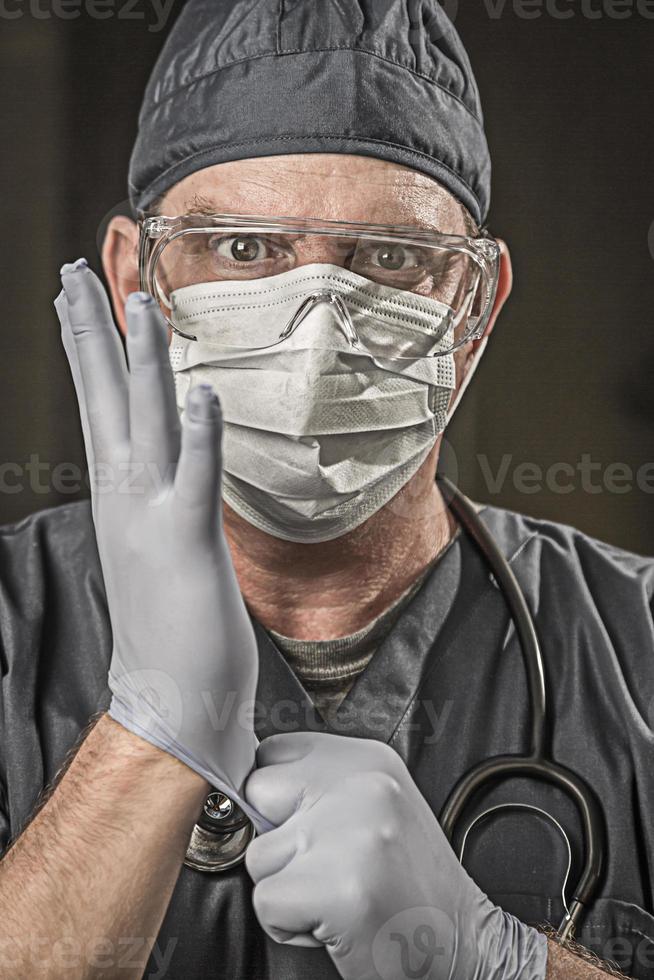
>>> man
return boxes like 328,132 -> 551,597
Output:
0,1 -> 653,978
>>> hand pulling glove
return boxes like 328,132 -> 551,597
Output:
245,732 -> 548,979
55,261 -> 269,831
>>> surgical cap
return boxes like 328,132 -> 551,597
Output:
128,0 -> 491,225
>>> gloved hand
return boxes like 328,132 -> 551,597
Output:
55,260 -> 268,830
244,732 -> 548,980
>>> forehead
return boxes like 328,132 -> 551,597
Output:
158,154 -> 470,235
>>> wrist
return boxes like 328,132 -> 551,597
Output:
106,696 -> 266,832
103,707 -> 210,799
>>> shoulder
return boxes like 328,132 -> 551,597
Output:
0,498 -> 103,629
0,497 -> 94,549
0,501 -> 110,840
470,504 -> 654,714
0,498 -> 96,570
475,504 -> 654,655
478,503 -> 654,588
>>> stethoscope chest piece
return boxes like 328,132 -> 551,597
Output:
184,792 -> 256,873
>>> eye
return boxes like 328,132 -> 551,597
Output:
373,244 -> 414,271
212,234 -> 267,262
350,241 -> 429,285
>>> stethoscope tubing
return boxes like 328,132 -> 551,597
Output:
436,476 -> 606,940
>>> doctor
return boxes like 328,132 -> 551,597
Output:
0,1 -> 653,979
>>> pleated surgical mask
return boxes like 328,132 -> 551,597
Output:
167,263 -> 464,542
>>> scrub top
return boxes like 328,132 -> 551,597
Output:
1,499 -> 654,979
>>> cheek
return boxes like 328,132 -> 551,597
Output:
453,345 -> 471,390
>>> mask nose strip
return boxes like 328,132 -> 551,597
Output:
279,290 -> 360,348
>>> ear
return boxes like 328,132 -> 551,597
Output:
457,237 -> 513,380
101,215 -> 140,337
484,237 -> 513,338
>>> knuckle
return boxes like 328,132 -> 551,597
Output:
362,768 -> 403,802
355,812 -> 401,855
370,816 -> 401,848
294,824 -> 311,856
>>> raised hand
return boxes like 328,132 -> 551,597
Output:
56,260 -> 267,830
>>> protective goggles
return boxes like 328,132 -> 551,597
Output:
138,214 -> 501,360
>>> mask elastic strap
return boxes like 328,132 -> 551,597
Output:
445,335 -> 489,425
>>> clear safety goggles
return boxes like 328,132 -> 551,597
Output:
138,214 -> 501,360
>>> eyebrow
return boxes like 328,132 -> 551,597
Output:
178,194 -> 477,237
183,195 -> 224,216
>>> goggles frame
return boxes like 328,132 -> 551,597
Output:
138,212 -> 501,355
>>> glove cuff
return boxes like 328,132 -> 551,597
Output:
107,694 -> 271,834
490,908 -> 549,980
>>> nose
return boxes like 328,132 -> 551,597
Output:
291,235 -> 355,269
279,291 -> 360,348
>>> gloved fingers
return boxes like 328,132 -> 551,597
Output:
247,733 -> 352,825
245,818 -> 303,884
245,762 -> 306,827
125,293 -> 181,480
55,290 -> 96,476
271,934 -> 323,949
256,732 -> 317,768
58,260 -> 129,464
173,385 -> 223,513
251,870 -> 323,948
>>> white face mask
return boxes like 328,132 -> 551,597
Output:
168,263 -> 481,543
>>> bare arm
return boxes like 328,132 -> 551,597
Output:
0,713 -> 208,979
546,937 -> 630,979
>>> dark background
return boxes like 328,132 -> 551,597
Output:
1,1 -> 652,551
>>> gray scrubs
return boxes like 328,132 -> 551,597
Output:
1,500 -> 654,979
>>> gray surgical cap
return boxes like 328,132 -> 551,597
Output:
128,0 -> 491,225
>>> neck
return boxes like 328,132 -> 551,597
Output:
223,446 -> 455,640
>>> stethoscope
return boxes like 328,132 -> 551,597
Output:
184,477 -> 606,941
437,475 -> 605,940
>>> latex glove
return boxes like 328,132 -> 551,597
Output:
55,260 -> 268,831
245,732 -> 548,980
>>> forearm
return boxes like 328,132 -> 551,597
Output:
546,937 -> 630,979
0,713 -> 208,979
